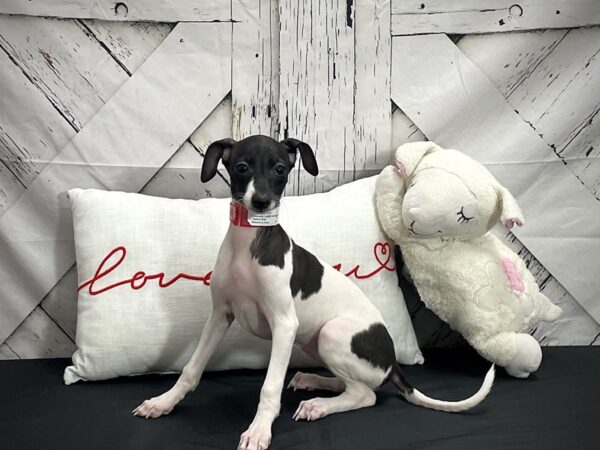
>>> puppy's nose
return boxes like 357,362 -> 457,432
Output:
251,196 -> 270,211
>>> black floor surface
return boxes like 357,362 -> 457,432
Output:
1,347 -> 598,450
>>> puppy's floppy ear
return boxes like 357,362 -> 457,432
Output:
280,138 -> 319,176
201,138 -> 236,182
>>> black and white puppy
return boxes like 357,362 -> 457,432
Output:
133,135 -> 494,450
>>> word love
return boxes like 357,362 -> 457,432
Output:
78,243 -> 395,296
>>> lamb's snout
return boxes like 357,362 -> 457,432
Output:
403,207 -> 422,228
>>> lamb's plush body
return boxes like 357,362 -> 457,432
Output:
376,142 -> 562,378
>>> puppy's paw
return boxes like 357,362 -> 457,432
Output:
238,421 -> 272,450
292,398 -> 328,422
287,372 -> 315,391
132,393 -> 176,419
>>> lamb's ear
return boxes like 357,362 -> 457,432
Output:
201,138 -> 236,182
280,138 -> 319,176
394,141 -> 441,178
497,186 -> 525,229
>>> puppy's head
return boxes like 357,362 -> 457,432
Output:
201,135 -> 318,212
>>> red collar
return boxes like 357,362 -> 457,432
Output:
229,202 -> 254,227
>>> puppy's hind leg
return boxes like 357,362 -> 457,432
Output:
287,372 -> 345,392
292,317 -> 384,421
293,381 -> 376,421
133,302 -> 233,419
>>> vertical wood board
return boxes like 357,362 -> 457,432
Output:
354,0 -> 392,169
279,0 -> 355,195
232,0 -> 280,139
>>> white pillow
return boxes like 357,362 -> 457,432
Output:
64,176 -> 423,384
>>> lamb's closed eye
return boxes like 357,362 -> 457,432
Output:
457,207 -> 474,224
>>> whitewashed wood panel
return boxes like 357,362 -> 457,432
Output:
0,47 -> 76,213
4,97 -> 234,358
146,95 -> 233,199
279,0 -> 356,195
2,307 -> 75,358
0,0 -> 229,22
0,343 -> 20,359
391,33 -> 600,324
232,0 -> 279,139
81,20 -> 175,74
0,16 -> 128,131
391,0 -> 600,35
0,164 -> 22,213
0,19 -> 176,357
460,28 -> 600,198
0,22 -> 231,344
354,0 -> 392,169
392,104 -> 426,150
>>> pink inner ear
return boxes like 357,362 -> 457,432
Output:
395,161 -> 407,177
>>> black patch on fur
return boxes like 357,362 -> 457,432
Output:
250,225 -> 290,268
290,241 -> 324,300
350,323 -> 397,371
388,361 -> 414,394
351,323 -> 415,393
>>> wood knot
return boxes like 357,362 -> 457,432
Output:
509,4 -> 523,17
114,2 -> 128,17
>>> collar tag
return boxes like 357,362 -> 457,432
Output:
230,202 -> 279,227
248,207 -> 279,226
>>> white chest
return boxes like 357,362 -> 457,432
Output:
212,226 -> 293,339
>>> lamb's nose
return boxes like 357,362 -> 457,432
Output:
251,196 -> 270,211
404,207 -> 419,221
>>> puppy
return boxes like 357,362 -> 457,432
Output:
133,135 -> 494,450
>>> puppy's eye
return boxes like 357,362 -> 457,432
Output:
456,207 -> 474,224
273,164 -> 286,176
235,163 -> 249,174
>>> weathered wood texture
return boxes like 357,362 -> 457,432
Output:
0,0 -> 230,22
232,0 -> 279,139
355,0 -> 392,169
279,0 -> 356,195
2,8 -> 600,358
0,16 -> 233,358
0,16 -> 128,218
392,33 -> 600,323
460,28 -> 600,198
0,19 -> 177,358
279,0 -> 392,196
0,22 -> 231,345
391,0 -> 600,35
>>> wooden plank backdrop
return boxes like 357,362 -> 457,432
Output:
1,0 -> 599,358
0,0 -> 230,22
391,0 -> 600,35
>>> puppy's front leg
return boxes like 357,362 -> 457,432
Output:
239,310 -> 298,450
133,302 -> 232,418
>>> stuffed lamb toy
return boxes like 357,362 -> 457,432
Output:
375,141 -> 562,378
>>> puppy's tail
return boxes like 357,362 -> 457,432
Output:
390,362 -> 495,413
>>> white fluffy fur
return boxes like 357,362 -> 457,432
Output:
376,142 -> 562,378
